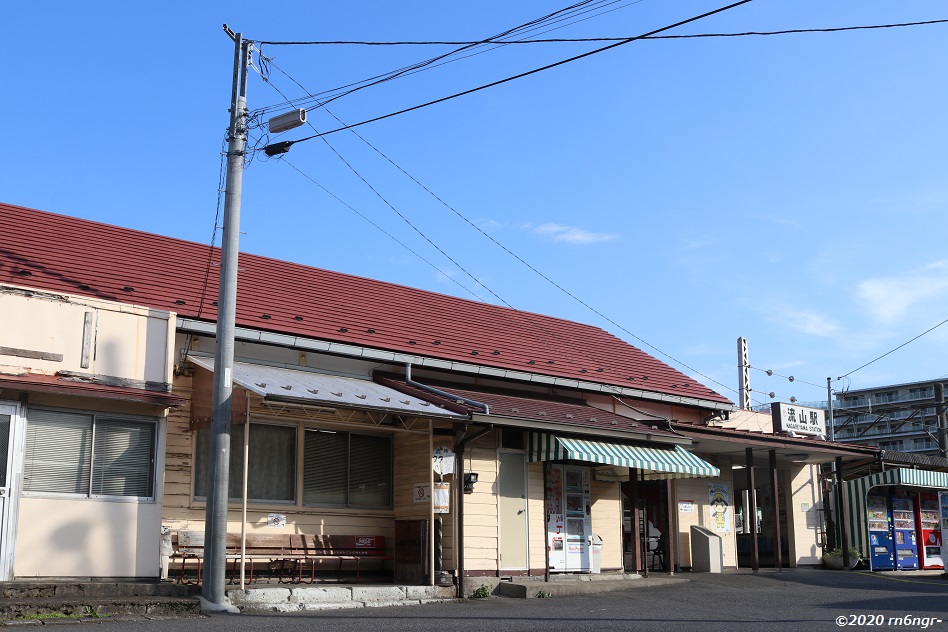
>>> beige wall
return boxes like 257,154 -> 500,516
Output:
0,284 -> 174,384
718,410 -> 774,433
674,460 -> 738,569
527,462 -> 546,571
15,498 -> 162,577
590,478 -> 623,570
786,463 -> 823,565
459,435 -> 500,572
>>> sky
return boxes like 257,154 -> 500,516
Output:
4,1 -> 948,409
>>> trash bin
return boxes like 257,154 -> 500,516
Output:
690,525 -> 723,573
590,534 -> 604,574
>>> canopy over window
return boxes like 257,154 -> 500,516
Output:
527,433 -> 719,480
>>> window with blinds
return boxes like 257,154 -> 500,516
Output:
193,423 -> 296,503
23,409 -> 156,499
303,430 -> 391,509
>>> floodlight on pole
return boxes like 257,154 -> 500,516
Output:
268,108 -> 307,134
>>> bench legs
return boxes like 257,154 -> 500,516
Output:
175,554 -> 202,586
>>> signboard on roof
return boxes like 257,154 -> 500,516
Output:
771,402 -> 826,437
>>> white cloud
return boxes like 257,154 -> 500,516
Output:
857,260 -> 948,324
746,214 -> 803,230
531,223 -> 618,245
767,308 -> 842,337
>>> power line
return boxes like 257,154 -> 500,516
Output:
259,70 -> 713,399
259,61 -> 744,403
837,316 -> 948,380
254,0 -> 629,116
257,18 -> 948,45
264,0 -> 753,151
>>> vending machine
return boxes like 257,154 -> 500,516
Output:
891,495 -> 919,570
915,493 -> 943,569
866,493 -> 894,570
546,464 -> 592,572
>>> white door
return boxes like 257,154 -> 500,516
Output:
0,402 -> 22,580
498,452 -> 528,570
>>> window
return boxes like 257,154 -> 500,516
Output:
194,423 -> 296,503
303,430 -> 391,509
23,409 -> 156,499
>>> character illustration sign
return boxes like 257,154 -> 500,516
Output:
708,483 -> 731,533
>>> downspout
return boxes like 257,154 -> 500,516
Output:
406,363 -> 490,414
455,423 -> 494,598
402,363 -> 494,596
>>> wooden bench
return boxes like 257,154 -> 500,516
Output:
284,534 -> 393,584
171,531 -> 392,585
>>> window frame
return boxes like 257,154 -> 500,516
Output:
22,407 -> 159,503
302,428 -> 393,510
192,420 -> 298,505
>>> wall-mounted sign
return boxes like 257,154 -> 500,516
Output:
433,446 -> 455,476
678,499 -> 695,513
433,481 -> 450,514
771,403 -> 826,437
413,483 -> 431,503
267,513 -> 286,528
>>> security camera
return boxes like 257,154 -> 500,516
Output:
268,109 -> 307,134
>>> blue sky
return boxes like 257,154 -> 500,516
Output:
4,1 -> 947,407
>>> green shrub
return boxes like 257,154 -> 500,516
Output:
470,584 -> 492,599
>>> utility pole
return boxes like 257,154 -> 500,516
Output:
203,25 -> 250,607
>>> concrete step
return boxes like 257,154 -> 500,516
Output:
226,584 -> 457,612
0,582 -> 201,621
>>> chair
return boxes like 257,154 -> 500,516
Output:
651,534 -> 665,570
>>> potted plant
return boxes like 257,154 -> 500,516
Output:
822,547 -> 861,570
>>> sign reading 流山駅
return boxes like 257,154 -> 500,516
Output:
771,402 -> 826,436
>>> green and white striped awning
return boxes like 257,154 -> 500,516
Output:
527,433 -> 719,480
844,468 -> 948,562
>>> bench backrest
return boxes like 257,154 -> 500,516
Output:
292,534 -> 387,556
177,530 -> 205,555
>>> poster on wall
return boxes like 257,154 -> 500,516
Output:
708,483 -> 731,533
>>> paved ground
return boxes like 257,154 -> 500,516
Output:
11,569 -> 948,631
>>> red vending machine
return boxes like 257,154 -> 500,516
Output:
916,492 -> 943,569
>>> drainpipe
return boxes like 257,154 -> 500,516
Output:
455,423 -> 494,598
405,363 -> 490,414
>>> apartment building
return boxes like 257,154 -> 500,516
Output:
831,379 -> 946,457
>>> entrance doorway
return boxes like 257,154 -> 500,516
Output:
498,452 -> 528,570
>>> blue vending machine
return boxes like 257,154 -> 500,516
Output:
892,495 -> 919,570
867,493 -> 894,570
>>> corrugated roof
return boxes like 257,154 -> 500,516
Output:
188,357 -> 465,418
0,371 -> 187,407
374,375 -> 680,440
0,202 -> 731,407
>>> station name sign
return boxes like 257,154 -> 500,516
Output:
771,402 -> 826,437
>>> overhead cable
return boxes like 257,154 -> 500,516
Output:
267,0 -> 753,150
256,18 -> 948,45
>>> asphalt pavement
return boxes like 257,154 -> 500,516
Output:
19,569 -> 948,631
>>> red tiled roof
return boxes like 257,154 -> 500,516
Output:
0,202 -> 731,407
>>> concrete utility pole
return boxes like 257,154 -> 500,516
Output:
203,25 -> 250,607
